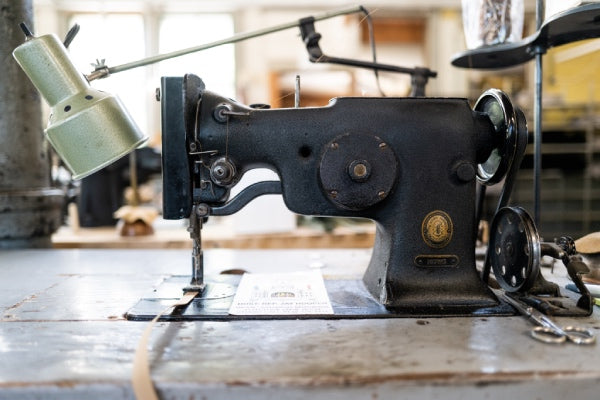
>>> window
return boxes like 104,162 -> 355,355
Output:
66,10 -> 235,144
158,14 -> 235,97
68,13 -> 147,133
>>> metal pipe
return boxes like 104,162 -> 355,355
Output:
90,5 -> 363,80
294,75 -> 301,108
533,0 -> 545,227
0,0 -> 63,248
534,51 -> 543,226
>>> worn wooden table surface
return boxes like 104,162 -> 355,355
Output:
0,249 -> 599,399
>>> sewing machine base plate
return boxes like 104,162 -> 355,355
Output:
125,275 -> 520,321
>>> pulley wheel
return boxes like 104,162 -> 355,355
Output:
474,89 -> 518,185
488,207 -> 540,292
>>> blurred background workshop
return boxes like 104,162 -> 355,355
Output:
2,1 -> 600,399
3,0 -> 600,249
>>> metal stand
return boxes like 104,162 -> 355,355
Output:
0,0 -> 63,248
533,0 -> 544,227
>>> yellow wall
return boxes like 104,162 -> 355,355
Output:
544,39 -> 600,105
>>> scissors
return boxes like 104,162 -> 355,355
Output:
502,294 -> 596,345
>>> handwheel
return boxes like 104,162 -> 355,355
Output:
475,89 -> 519,186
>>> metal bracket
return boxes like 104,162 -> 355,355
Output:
209,181 -> 283,216
298,17 -> 437,96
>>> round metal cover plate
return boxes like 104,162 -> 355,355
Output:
318,133 -> 397,211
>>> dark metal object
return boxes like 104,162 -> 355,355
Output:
299,17 -> 437,96
489,207 -> 541,293
474,90 -> 520,186
185,203 -> 206,292
210,157 -> 237,187
87,6 -> 365,80
82,5 -> 436,97
209,181 -> 282,216
556,236 -> 576,256
488,207 -> 593,316
62,23 -> 80,48
0,0 -> 63,248
475,89 -> 528,212
319,133 -> 396,211
533,0 -> 545,227
160,75 -> 527,315
451,3 -> 600,69
477,89 -> 529,284
533,84 -> 543,224
502,293 -> 595,345
161,77 -> 193,220
18,22 -> 33,38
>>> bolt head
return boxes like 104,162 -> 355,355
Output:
348,159 -> 371,182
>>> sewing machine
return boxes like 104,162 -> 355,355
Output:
13,27 -> 593,321
146,74 -> 528,318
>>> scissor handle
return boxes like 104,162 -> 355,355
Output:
531,326 -> 567,344
562,326 -> 596,345
531,326 -> 596,345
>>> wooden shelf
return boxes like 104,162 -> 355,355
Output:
359,16 -> 425,45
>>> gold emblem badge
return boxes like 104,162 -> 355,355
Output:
421,210 -> 453,248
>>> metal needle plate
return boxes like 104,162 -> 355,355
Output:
125,275 -> 514,321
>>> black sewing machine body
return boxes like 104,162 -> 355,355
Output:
160,74 -> 509,314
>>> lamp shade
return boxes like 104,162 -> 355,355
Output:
13,34 -> 148,179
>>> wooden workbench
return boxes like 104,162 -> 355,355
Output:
1,248 -> 599,399
51,222 -> 376,249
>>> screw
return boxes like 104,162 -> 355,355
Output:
330,142 -> 339,150
213,103 -> 233,123
378,190 -> 386,198
330,190 -> 338,198
210,157 -> 236,186
348,159 -> 371,182
456,162 -> 475,182
214,166 -> 226,178
353,163 -> 367,178
379,142 -> 387,149
196,204 -> 209,217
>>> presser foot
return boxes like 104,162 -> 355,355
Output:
183,282 -> 206,293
